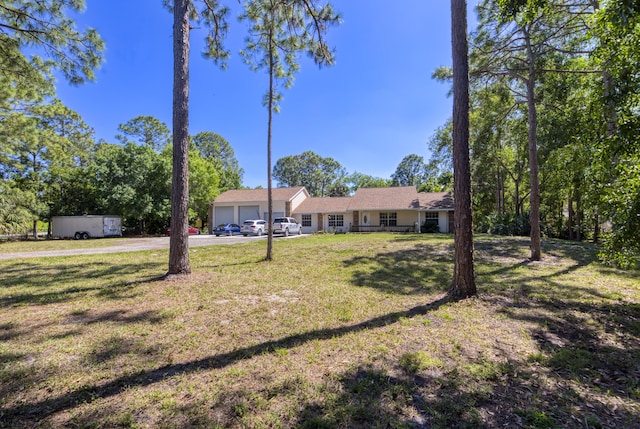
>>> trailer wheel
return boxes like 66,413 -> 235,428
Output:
74,232 -> 82,240
81,232 -> 90,240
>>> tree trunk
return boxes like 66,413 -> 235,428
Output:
266,14 -> 275,262
449,0 -> 476,300
168,0 -> 191,275
568,192 -> 574,240
524,26 -> 542,261
576,187 -> 582,241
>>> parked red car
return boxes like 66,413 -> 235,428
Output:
163,226 -> 200,235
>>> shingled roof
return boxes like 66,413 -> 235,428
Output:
213,186 -> 454,212
295,197 -> 353,214
348,186 -> 422,210
213,186 -> 308,203
419,192 -> 454,210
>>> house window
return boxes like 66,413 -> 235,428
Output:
302,214 -> 312,227
425,212 -> 439,224
328,214 -> 344,228
423,212 -> 440,232
379,212 -> 397,226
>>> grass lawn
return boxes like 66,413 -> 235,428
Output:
0,233 -> 638,428
0,237 -> 131,253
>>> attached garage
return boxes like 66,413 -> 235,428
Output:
239,205 -> 261,223
214,206 -> 234,225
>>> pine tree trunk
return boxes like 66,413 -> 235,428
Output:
266,14 -> 275,262
449,0 -> 476,300
524,27 -> 541,261
568,193 -> 574,241
168,0 -> 191,275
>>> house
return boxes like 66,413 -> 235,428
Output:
209,186 -> 454,233
208,186 -> 309,231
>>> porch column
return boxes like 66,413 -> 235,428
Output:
317,213 -> 323,231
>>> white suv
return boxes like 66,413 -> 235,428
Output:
241,219 -> 267,236
272,217 -> 302,236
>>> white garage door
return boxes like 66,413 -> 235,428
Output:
239,205 -> 260,223
215,206 -> 234,225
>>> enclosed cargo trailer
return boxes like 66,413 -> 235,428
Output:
51,215 -> 122,239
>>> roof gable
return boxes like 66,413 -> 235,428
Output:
214,186 -> 308,203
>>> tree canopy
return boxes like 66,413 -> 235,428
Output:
273,151 -> 346,197
0,0 -> 104,85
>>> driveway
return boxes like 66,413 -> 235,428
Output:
0,234 -> 302,260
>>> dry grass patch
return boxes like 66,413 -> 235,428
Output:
0,233 -> 638,428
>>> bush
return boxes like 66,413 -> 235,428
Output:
478,212 -> 530,236
421,221 -> 440,233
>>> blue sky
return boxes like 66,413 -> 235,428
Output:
56,1 -> 478,188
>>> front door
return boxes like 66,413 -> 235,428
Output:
362,212 -> 370,231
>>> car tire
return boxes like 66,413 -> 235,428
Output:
298,228 -> 302,235
215,234 -> 220,237
257,229 -> 263,236
74,232 -> 82,240
81,232 -> 90,240
284,228 -> 289,237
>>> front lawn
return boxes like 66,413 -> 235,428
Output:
0,233 -> 638,428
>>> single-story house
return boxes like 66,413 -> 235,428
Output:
208,186 -> 309,231
208,186 -> 454,233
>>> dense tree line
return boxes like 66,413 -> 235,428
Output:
0,108 -> 243,235
430,0 -> 640,267
272,151 -> 452,197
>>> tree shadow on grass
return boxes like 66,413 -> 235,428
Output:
474,237 -> 640,427
342,243 -> 452,295
0,297 -> 450,426
0,259 -> 165,307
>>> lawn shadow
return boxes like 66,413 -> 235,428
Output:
0,259 -> 165,307
343,243 -> 452,295
474,236 -> 640,426
1,297 -> 451,425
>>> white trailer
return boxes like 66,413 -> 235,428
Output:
52,215 -> 122,240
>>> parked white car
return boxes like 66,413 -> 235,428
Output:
241,219 -> 267,236
272,217 -> 302,236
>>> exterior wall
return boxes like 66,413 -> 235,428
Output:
321,212 -> 353,232
211,202 -> 288,226
290,190 -> 307,212
418,210 -> 453,233
291,213 -> 319,234
365,211 -> 418,227
438,211 -> 450,233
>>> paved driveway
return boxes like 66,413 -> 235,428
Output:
0,234 -> 301,260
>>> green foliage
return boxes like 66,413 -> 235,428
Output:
0,0 -> 105,85
346,171 -> 391,193
87,142 -> 172,233
477,212 -> 530,236
0,180 -> 35,234
0,99 -> 96,233
116,116 -> 171,151
240,0 -> 340,113
391,154 -> 431,187
187,148 -> 220,222
191,131 -> 243,190
273,150 -> 346,197
163,0 -> 231,66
